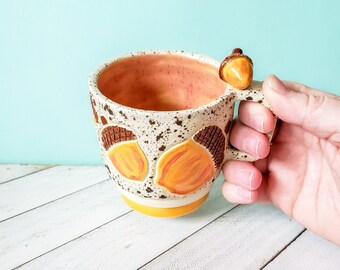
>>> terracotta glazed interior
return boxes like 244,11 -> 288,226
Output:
97,54 -> 227,111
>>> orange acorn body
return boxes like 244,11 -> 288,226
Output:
155,139 -> 214,195
219,48 -> 253,90
108,141 -> 148,181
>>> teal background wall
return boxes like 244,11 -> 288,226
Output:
1,0 -> 339,165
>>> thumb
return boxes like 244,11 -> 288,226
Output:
263,75 -> 340,142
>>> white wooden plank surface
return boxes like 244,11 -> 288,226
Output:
0,164 -> 53,184
0,180 -> 131,270
2,164 -> 333,270
264,230 -> 340,270
0,166 -> 108,222
142,204 -> 304,270
18,175 -> 237,270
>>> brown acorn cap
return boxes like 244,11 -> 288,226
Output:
193,125 -> 225,168
101,126 -> 136,150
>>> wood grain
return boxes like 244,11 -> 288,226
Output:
264,230 -> 340,270
18,175 -> 236,270
2,164 -> 336,270
0,180 -> 131,270
0,164 -> 53,184
0,166 -> 109,222
142,204 -> 304,270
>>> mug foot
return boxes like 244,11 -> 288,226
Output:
121,193 -> 209,218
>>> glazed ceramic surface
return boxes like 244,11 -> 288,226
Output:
89,51 -> 266,214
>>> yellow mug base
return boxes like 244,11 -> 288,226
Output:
121,193 -> 209,218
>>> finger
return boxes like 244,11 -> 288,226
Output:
263,75 -> 340,142
230,120 -> 271,159
222,175 -> 272,204
238,101 -> 276,133
222,160 -> 262,190
283,80 -> 337,98
222,181 -> 258,204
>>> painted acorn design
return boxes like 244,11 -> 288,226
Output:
219,48 -> 253,90
155,126 -> 225,195
90,96 -> 99,124
101,126 -> 148,181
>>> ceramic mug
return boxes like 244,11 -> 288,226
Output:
89,50 -> 270,218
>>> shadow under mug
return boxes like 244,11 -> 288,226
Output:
89,50 -> 270,218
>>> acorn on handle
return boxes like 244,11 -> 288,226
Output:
219,48 -> 253,90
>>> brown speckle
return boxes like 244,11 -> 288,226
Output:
175,118 -> 183,125
90,97 -> 99,123
100,116 -> 108,125
91,98 -> 96,106
119,110 -> 128,119
156,132 -> 163,141
105,165 -> 111,174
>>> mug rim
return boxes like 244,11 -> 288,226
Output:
88,50 -> 230,115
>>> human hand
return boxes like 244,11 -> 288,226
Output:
222,75 -> 340,245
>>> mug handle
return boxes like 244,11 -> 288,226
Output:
226,80 -> 280,162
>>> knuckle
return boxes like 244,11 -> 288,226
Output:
301,94 -> 327,127
306,94 -> 326,112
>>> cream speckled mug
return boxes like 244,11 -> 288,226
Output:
89,50 -> 268,217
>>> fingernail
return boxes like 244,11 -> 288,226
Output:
268,75 -> 288,95
237,187 -> 251,201
238,170 -> 254,189
244,137 -> 260,157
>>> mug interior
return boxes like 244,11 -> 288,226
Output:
97,53 -> 227,111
